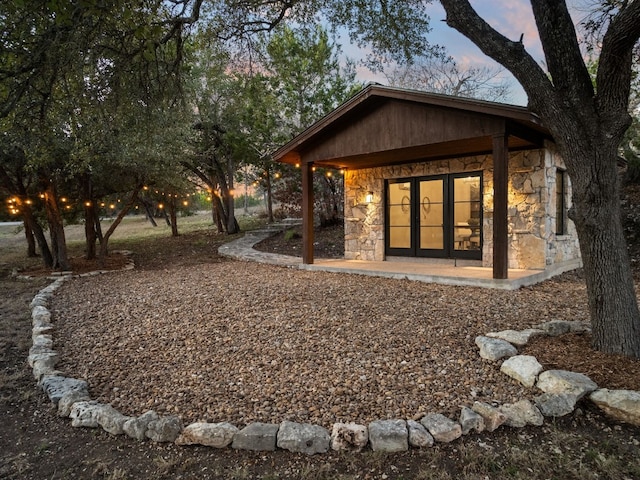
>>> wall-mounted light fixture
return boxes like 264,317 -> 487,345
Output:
365,191 -> 374,204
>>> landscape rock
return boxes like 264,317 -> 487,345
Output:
123,411 -> 160,441
30,294 -> 51,308
534,393 -> 577,417
486,329 -> 546,346
500,355 -> 544,387
57,390 -> 92,417
97,407 -> 132,435
368,419 -> 408,452
534,320 -> 590,336
28,351 -> 59,368
471,401 -> 508,431
32,334 -> 53,348
420,413 -> 462,443
232,422 -> 279,451
330,423 -> 368,452
407,420 -> 434,448
176,422 -> 238,448
276,420 -> 330,455
31,305 -> 51,325
69,401 -> 107,428
590,389 -> 640,426
459,406 -> 485,435
536,370 -> 598,399
31,358 -> 60,380
40,375 -> 89,405
499,399 -> 544,427
475,336 -> 517,361
146,415 -> 183,442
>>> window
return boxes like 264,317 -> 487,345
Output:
556,169 -> 566,235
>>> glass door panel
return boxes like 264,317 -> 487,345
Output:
418,179 -> 444,251
453,176 -> 482,252
388,182 -> 412,250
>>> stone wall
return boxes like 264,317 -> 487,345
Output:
343,145 -> 581,270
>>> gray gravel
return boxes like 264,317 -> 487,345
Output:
51,261 -> 589,429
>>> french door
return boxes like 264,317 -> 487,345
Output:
385,173 -> 482,260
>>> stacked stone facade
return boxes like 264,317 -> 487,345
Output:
343,142 -> 581,270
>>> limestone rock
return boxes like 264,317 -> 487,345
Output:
475,336 -> 517,361
40,375 -> 89,405
534,393 -> 577,417
32,358 -> 60,380
407,420 -> 434,448
459,406 -> 485,435
534,320 -> 590,336
30,294 -> 51,308
471,401 -> 508,432
123,411 -> 160,441
31,305 -> 51,325
276,421 -> 330,455
420,413 -> 462,443
146,415 -> 183,442
500,355 -> 543,388
368,419 -> 408,452
97,406 -> 132,435
69,401 -> 105,428
499,399 -> 544,427
32,334 -> 53,348
176,422 -> 238,448
57,390 -> 92,417
28,351 -> 59,368
330,423 -> 368,452
590,389 -> 640,426
232,422 -> 279,451
486,329 -> 546,346
536,370 -> 597,399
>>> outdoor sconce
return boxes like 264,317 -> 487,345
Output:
365,191 -> 374,204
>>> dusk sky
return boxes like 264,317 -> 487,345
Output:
347,1 -> 590,106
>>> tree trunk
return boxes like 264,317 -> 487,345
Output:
84,203 -> 97,260
98,185 -> 142,264
23,216 -> 37,257
22,206 -> 53,267
265,168 -> 274,223
212,194 -> 226,233
168,197 -> 179,237
564,141 -> 640,357
141,199 -> 158,226
225,158 -> 239,234
43,183 -> 71,271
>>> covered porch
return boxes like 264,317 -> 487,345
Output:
273,85 -> 559,281
303,258 -> 581,290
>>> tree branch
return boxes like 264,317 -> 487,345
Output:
597,0 -> 640,122
439,0 -> 553,111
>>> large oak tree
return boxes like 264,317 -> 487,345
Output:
438,0 -> 640,357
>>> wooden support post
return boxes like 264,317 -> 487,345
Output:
492,133 -> 509,279
302,162 -> 314,264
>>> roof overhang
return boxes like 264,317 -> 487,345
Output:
273,84 -> 553,170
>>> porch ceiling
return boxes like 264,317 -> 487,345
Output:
273,84 -> 553,170
303,134 -> 539,170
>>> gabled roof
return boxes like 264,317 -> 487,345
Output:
273,84 -> 552,170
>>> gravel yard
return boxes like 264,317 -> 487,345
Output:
52,260 -> 594,430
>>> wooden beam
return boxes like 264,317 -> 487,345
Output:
492,132 -> 509,279
301,162 -> 314,264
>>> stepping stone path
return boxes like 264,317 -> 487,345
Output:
22,255 -> 640,457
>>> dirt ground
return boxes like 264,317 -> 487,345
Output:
1,215 -> 640,479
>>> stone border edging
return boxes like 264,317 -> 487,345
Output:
27,255 -> 640,455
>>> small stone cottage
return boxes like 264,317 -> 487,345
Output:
273,84 -> 581,280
